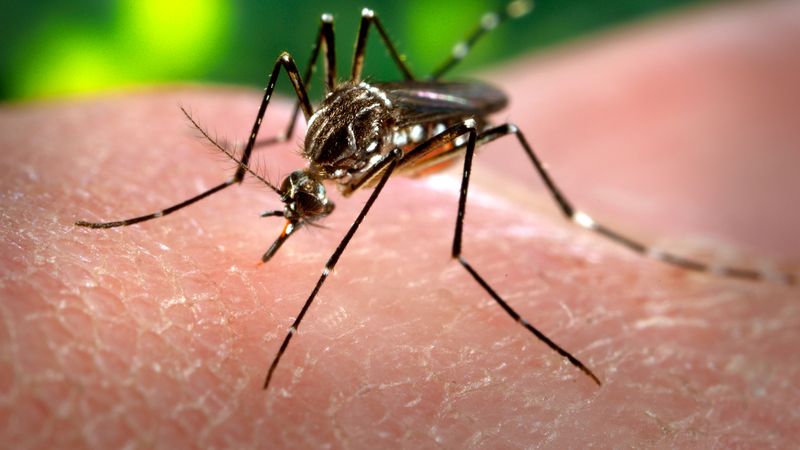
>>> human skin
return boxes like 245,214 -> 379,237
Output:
1,1 -> 799,448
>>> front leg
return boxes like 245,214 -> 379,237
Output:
75,52 -> 311,229
263,149 -> 404,390
256,14 -> 337,149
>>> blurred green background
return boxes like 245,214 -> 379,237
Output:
1,0 -> 710,101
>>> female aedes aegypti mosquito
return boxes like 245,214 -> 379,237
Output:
75,1 -> 794,391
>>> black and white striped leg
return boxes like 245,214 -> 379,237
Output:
263,149 -> 403,390
430,0 -> 534,80
76,53 -> 312,229
434,120 -> 603,386
351,8 -> 415,82
474,124 -> 796,285
74,180 -> 235,228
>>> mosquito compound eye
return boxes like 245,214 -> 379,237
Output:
294,191 -> 326,216
277,170 -> 330,220
280,171 -> 313,197
279,175 -> 294,197
296,180 -> 331,217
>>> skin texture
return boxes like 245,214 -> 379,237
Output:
1,1 -> 799,448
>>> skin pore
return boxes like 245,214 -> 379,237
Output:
1,1 -> 798,448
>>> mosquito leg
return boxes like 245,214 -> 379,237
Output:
430,0 -> 534,80
472,123 -> 795,285
263,148 -> 403,390
256,14 -> 337,148
75,181 -> 235,228
351,8 -> 415,82
76,53 -> 312,229
397,123 -> 794,284
234,52 -> 312,179
433,120 -> 603,385
385,120 -> 602,384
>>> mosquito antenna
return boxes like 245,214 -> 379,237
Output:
180,106 -> 283,195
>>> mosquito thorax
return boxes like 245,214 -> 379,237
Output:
279,170 -> 334,222
303,81 -> 395,179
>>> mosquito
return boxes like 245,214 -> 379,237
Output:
75,1 -> 794,391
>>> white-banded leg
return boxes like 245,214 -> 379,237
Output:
75,52 -> 312,229
468,123 -> 796,285
430,0 -> 534,80
443,119 -> 602,385
263,149 -> 403,390
387,120 -> 602,385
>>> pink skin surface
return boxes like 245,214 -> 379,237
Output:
1,1 -> 799,448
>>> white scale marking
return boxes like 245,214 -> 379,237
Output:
360,82 -> 392,107
393,130 -> 408,147
347,123 -> 357,150
409,125 -> 424,143
572,211 -> 596,229
452,42 -> 468,60
481,13 -> 499,30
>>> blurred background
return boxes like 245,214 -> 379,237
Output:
1,0 -> 711,102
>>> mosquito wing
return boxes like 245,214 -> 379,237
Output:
375,80 -> 508,128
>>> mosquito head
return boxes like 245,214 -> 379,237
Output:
260,169 -> 335,263
303,81 -> 393,178
279,170 -> 335,222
